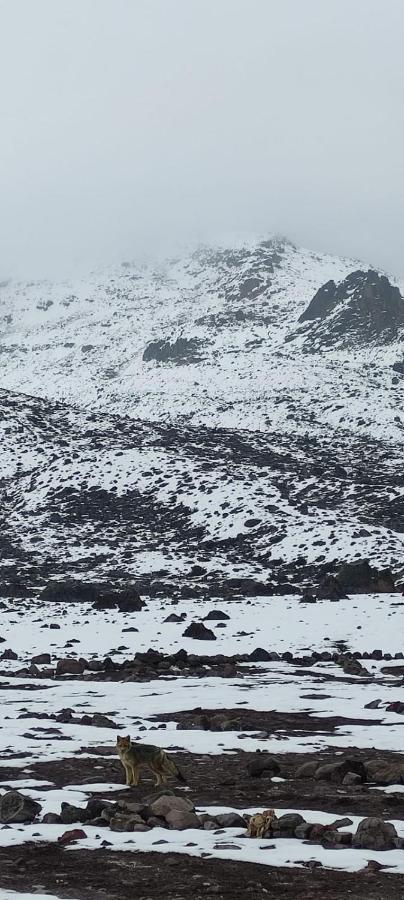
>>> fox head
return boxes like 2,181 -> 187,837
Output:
117,735 -> 131,749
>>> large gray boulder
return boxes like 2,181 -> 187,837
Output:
353,817 -> 398,850
149,795 -> 194,819
165,809 -> 201,830
56,657 -> 87,675
0,791 -> 41,823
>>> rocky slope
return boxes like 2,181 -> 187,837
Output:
1,386 -> 403,595
1,237 -> 403,442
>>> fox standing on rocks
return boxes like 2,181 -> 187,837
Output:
116,735 -> 187,787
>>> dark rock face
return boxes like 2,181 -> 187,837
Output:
40,580 -> 100,603
297,269 -> 404,348
307,560 -> 397,600
246,755 -> 280,778
316,575 -> 348,601
93,587 -> 143,612
40,580 -> 143,611
336,560 -> 396,594
143,337 -> 205,364
299,279 -> 340,322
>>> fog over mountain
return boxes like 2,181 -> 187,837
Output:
0,0 -> 403,278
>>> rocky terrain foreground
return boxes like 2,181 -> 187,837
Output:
1,236 -> 404,899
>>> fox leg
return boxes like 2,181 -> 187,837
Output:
154,771 -> 165,786
123,763 -> 131,785
130,765 -> 141,786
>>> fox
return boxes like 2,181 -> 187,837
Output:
116,735 -> 187,787
247,809 -> 276,838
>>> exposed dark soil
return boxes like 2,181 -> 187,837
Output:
153,706 -> 382,735
0,844 -> 403,900
2,746 -> 404,820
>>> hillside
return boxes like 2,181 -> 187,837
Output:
1,237 -> 403,442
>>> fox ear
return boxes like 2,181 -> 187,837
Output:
126,735 -> 130,741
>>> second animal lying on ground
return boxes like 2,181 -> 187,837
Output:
247,809 -> 276,837
116,735 -> 187,786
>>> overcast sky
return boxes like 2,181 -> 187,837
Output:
0,0 -> 403,278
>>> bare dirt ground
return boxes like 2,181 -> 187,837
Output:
0,844 -> 403,900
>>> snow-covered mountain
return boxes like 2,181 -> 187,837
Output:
1,236 -> 404,596
1,236 -> 403,441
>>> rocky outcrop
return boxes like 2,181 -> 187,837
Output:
39,580 -> 144,611
92,586 -> 143,612
143,337 -> 205,364
297,269 -> 404,348
306,560 -> 397,600
40,580 -> 100,603
336,560 -> 396,594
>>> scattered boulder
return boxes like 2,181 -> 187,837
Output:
32,653 -> 51,665
165,809 -> 201,830
365,758 -> 404,785
149,795 -> 194,819
203,611 -> 230,621
182,622 -> 216,641
296,761 -> 319,779
60,803 -> 87,825
342,772 -> 363,786
0,648 -> 18,660
249,647 -> 272,662
0,791 -> 41,824
56,657 -> 87,676
215,812 -> 246,828
93,586 -> 143,612
314,758 -> 366,784
85,798 -> 116,819
190,565 -> 207,577
386,701 -> 404,715
353,817 -> 398,850
110,813 -> 145,832
274,813 -> 305,836
42,812 -> 62,824
247,754 -> 280,778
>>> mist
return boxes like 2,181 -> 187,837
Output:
0,0 -> 403,279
